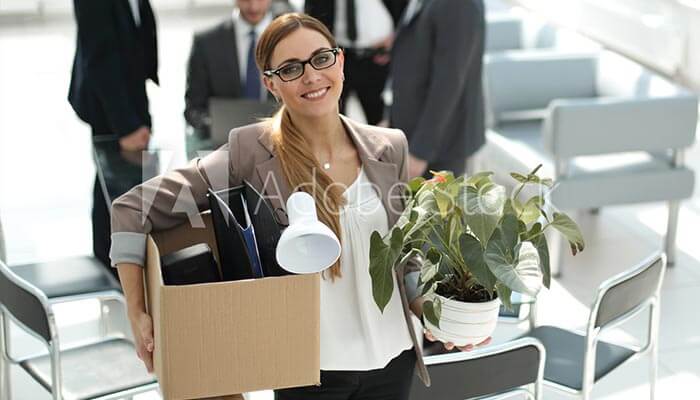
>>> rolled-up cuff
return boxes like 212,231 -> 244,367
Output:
404,271 -> 423,304
110,232 -> 147,267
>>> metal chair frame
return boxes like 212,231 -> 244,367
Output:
420,337 -> 546,400
0,260 -> 157,400
542,253 -> 666,400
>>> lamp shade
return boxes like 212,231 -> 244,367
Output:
275,192 -> 341,274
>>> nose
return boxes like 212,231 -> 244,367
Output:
301,63 -> 323,85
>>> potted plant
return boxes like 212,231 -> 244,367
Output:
369,165 -> 585,346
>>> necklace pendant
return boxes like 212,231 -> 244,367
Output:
323,162 -> 331,170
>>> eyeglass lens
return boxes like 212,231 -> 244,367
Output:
278,50 -> 337,81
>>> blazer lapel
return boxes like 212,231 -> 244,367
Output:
340,116 -> 403,228
254,130 -> 291,226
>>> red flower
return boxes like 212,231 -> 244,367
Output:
428,175 -> 447,184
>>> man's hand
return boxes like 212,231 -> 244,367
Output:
119,126 -> 151,151
372,35 -> 394,66
408,153 -> 428,178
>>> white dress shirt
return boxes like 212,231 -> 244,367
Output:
320,167 -> 414,370
127,0 -> 140,26
334,0 -> 394,48
233,10 -> 272,98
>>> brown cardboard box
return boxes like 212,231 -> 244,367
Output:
145,213 -> 320,400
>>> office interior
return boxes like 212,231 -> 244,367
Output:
0,0 -> 699,399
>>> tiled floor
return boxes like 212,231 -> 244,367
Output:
1,5 -> 699,400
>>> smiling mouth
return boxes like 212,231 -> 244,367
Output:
301,87 -> 330,100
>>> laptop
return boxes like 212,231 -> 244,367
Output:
209,98 -> 279,146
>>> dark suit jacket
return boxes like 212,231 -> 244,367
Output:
305,0 -> 408,36
184,19 -> 244,135
390,0 -> 485,163
68,0 -> 158,138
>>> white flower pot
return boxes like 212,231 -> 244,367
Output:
424,294 -> 501,347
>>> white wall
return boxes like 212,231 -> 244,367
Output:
509,0 -> 700,90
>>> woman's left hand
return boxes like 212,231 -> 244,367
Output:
424,329 -> 492,352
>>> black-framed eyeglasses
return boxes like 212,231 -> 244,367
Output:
263,48 -> 341,82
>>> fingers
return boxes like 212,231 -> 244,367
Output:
457,343 -> 474,352
424,329 -> 436,342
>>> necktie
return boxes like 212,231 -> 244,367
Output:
245,29 -> 261,100
346,0 -> 357,43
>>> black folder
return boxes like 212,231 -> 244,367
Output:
207,181 -> 290,281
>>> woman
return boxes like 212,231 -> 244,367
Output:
111,13 -> 486,400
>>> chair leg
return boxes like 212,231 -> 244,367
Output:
0,311 -> 11,400
664,200 -> 680,267
649,302 -> 660,400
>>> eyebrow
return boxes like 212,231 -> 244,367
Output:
277,47 -> 331,67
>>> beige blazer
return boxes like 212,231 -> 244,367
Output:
111,115 -> 430,386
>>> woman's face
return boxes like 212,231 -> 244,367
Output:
263,27 -> 344,119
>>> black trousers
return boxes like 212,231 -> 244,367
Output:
341,50 -> 389,125
275,349 -> 416,400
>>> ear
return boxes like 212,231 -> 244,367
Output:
263,75 -> 280,101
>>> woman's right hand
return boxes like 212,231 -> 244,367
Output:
129,310 -> 155,373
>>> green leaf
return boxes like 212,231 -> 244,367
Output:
408,177 -> 426,195
510,165 -> 553,188
510,172 -> 529,184
484,228 -> 543,297
435,187 -> 454,218
503,198 -> 518,217
420,248 -> 442,283
551,212 -> 585,255
466,171 -> 494,188
369,228 -> 404,312
521,196 -> 544,225
423,299 -> 442,328
460,234 -> 496,292
500,214 -> 520,250
459,184 -> 506,246
532,233 -> 551,288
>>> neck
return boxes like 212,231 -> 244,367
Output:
291,111 -> 346,155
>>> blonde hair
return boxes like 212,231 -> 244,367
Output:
256,13 -> 345,279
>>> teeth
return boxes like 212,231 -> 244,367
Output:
304,88 -> 327,99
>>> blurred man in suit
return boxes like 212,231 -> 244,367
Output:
68,0 -> 158,276
305,0 -> 407,125
390,0 -> 485,178
185,0 -> 290,137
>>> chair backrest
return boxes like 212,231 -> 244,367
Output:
0,259 -> 52,342
483,53 -> 598,122
592,253 -> 665,329
486,15 -> 523,52
409,337 -> 544,400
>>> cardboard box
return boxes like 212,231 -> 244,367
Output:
145,213 -> 320,399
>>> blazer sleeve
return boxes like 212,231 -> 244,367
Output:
184,34 -> 211,132
407,0 -> 484,162
109,133 -> 241,267
74,0 -> 144,137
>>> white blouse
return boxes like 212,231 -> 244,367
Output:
320,167 -> 414,371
